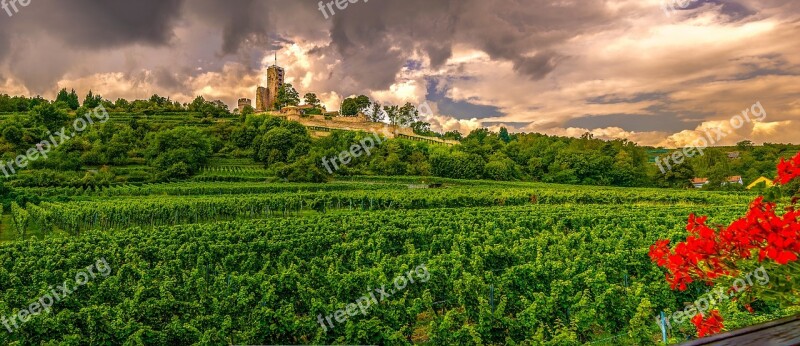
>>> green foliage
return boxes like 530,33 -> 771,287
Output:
55,88 -> 80,110
341,95 -> 370,116
303,93 -> 321,108
2,125 -> 23,145
277,156 -> 330,183
431,151 -> 485,179
367,101 -> 384,122
83,90 -> 103,109
253,127 -> 308,167
1,192 -> 785,345
189,96 -> 231,118
0,94 -> 44,112
30,102 -> 69,132
146,127 -> 212,177
273,83 -> 300,110
484,153 -> 521,181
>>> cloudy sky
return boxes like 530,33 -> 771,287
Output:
0,0 -> 798,147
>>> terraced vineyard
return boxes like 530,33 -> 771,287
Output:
0,180 -> 794,345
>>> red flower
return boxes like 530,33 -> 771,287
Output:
649,198 -> 799,291
777,152 -> 800,185
691,310 -> 724,338
744,304 -> 754,313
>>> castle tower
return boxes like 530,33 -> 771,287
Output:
255,87 -> 268,112
238,98 -> 252,110
266,65 -> 285,110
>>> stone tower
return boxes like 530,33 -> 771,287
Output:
255,87 -> 269,112
238,98 -> 252,110
266,65 -> 285,110
254,62 -> 285,112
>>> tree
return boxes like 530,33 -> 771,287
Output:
145,127 -> 212,177
383,105 -> 400,125
354,95 -> 371,112
114,98 -> 131,112
410,121 -> 434,136
397,102 -> 419,126
55,88 -> 70,105
240,105 -> 255,121
655,161 -> 695,188
273,83 -> 300,110
736,140 -> 754,151
2,125 -> 23,146
303,93 -> 321,108
30,103 -> 69,132
252,124 -> 310,167
341,95 -> 371,116
367,102 -> 384,122
189,96 -> 206,112
149,94 -> 169,107
431,151 -> 485,179
188,96 -> 231,118
443,130 -> 463,141
83,90 -> 102,109
302,93 -> 324,115
341,98 -> 359,116
484,153 -> 520,180
277,156 -> 330,183
499,127 -> 512,143
66,89 -> 80,110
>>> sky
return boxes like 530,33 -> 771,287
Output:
0,0 -> 798,148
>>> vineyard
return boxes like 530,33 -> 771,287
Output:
0,180 -> 794,345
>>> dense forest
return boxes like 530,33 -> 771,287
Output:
0,91 -> 797,194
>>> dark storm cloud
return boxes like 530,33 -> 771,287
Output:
587,93 -> 668,105
0,0 -> 184,93
676,0 -> 755,21
153,67 -> 188,93
565,113 -> 703,133
320,0 -> 613,91
6,0 -> 183,49
426,81 -> 502,120
187,0 -> 276,55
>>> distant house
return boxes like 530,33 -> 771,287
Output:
727,176 -> 744,185
691,176 -> 743,188
747,177 -> 775,190
691,178 -> 709,189
727,151 -> 740,159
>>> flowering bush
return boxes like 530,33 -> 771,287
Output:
649,151 -> 800,338
777,152 -> 800,185
691,310 -> 724,338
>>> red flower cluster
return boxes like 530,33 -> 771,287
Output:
649,197 -> 800,291
777,152 -> 800,185
691,310 -> 724,338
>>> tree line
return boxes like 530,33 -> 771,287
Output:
0,90 -> 798,192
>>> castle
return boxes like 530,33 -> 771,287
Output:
244,63 -> 458,146
255,65 -> 285,112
